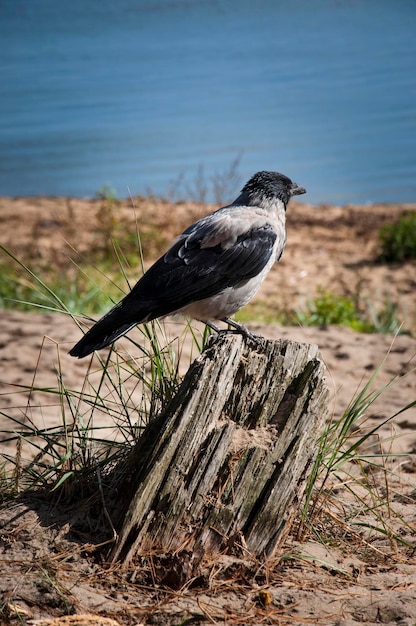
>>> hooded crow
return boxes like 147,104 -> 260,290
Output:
69,171 -> 306,358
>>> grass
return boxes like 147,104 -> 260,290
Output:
298,344 -> 416,555
0,256 -> 119,316
0,227 -> 209,498
0,199 -> 414,581
0,232 -> 211,496
0,227 -> 412,512
378,211 -> 416,262
0,320 -> 204,498
295,287 -> 408,335
0,323 -> 416,624
2,314 -> 414,547
0,262 -> 414,553
0,252 -> 414,624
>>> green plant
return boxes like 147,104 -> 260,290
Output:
296,289 -> 364,329
95,184 -> 117,202
0,260 -> 115,316
0,246 -> 129,316
364,293 -> 407,335
378,211 -> 416,262
295,288 -> 407,335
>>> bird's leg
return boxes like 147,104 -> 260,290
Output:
222,317 -> 263,342
204,320 -> 224,334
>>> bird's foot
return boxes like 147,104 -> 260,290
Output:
223,317 -> 263,342
204,319 -> 263,343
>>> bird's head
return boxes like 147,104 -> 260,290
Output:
238,171 -> 306,209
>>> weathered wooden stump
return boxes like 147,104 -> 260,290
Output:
110,334 -> 329,567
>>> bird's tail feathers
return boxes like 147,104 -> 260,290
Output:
69,301 -> 151,358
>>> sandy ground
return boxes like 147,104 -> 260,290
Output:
0,196 -> 415,625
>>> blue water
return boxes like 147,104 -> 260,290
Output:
0,0 -> 415,205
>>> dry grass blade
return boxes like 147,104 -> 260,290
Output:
298,336 -> 416,557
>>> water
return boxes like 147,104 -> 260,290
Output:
0,0 -> 415,205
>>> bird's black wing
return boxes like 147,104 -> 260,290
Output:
127,219 -> 278,317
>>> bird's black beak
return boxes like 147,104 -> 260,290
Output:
290,182 -> 306,196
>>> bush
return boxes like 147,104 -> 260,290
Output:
295,288 -> 406,334
378,212 -> 416,262
296,289 -> 369,332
